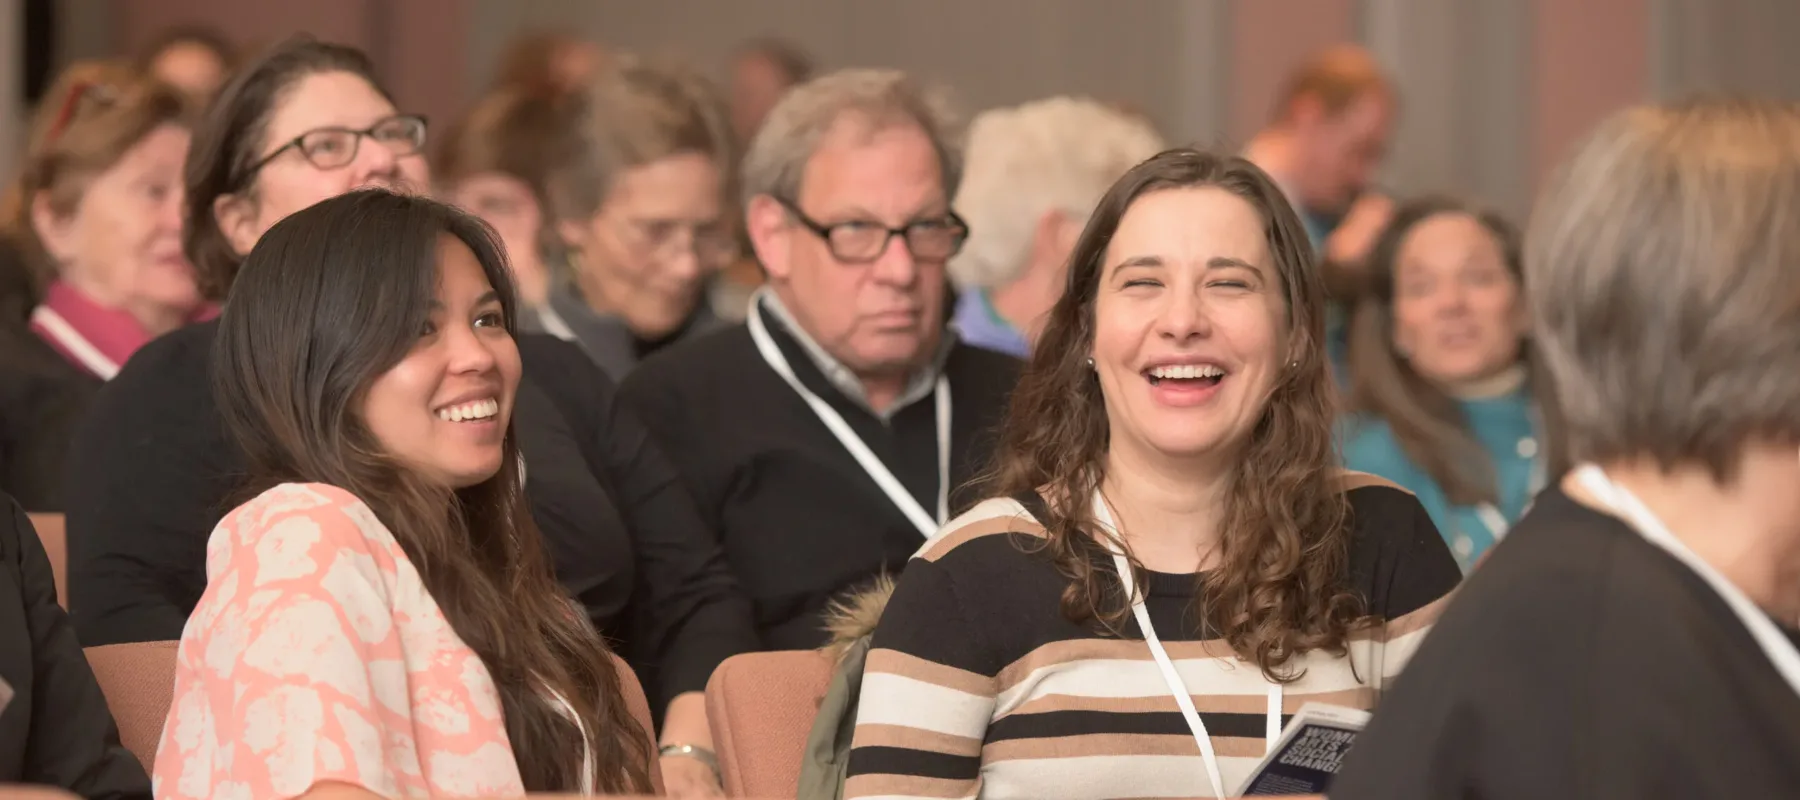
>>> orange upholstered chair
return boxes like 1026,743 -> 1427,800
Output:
82,639 -> 661,792
705,649 -> 836,798
612,655 -> 665,795
83,641 -> 178,772
23,513 -> 65,608
0,786 -> 80,800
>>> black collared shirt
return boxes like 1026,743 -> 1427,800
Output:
62,321 -> 755,706
618,302 -> 1022,650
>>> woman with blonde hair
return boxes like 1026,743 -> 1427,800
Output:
1333,96 -> 1800,797
846,149 -> 1460,799
544,57 -> 737,379
0,60 -> 207,510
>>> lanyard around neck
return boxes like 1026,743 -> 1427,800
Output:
747,304 -> 950,538
1575,465 -> 1800,699
1093,489 -> 1280,798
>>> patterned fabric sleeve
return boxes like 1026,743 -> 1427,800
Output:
153,484 -> 523,800
845,559 -> 996,800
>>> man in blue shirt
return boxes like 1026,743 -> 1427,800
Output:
1243,44 -> 1399,381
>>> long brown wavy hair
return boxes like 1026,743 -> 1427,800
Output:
213,189 -> 653,793
1347,196 -> 1567,506
989,149 -> 1364,682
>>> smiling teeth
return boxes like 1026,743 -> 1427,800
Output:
1149,364 -> 1224,379
436,398 -> 499,422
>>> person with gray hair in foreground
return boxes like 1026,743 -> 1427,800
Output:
1332,95 -> 1800,798
619,68 -> 1021,652
948,96 -> 1163,357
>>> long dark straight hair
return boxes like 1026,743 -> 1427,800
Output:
212,189 -> 653,794
1347,196 -> 1567,506
988,149 -> 1364,682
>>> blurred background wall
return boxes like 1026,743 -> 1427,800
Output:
7,0 -> 1799,220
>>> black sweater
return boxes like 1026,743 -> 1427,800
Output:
62,321 -> 756,706
618,310 -> 1021,651
1332,487 -> 1800,799
0,493 -> 149,798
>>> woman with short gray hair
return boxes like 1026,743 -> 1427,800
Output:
1333,95 -> 1800,798
947,97 -> 1163,356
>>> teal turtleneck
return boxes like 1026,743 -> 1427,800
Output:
1340,378 -> 1540,572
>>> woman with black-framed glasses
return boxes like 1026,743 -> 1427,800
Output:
199,77 -> 431,279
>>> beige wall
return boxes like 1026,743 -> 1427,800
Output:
27,0 -> 1800,222
465,0 -> 1227,148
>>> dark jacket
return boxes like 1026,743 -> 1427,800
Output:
0,493 -> 150,798
0,322 -> 100,512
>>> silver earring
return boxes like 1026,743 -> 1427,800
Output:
1085,356 -> 1096,370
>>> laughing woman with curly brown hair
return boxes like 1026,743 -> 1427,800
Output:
843,149 -> 1462,800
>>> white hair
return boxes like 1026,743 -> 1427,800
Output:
948,97 -> 1165,289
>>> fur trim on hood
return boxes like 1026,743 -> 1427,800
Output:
819,574 -> 896,663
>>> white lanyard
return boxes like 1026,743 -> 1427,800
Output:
31,305 -> 120,379
1575,465 -> 1800,699
747,303 -> 950,538
1094,490 -> 1281,799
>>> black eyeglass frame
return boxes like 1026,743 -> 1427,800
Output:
773,196 -> 970,264
235,114 -> 429,188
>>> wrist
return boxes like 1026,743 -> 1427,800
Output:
658,742 -> 720,777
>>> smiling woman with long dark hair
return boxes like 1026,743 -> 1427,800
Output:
153,190 -> 653,798
845,149 -> 1460,800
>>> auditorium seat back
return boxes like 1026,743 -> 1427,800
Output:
612,654 -> 664,795
83,641 -> 178,772
80,640 -> 660,792
0,786 -> 80,799
24,513 -> 66,608
705,649 -> 835,798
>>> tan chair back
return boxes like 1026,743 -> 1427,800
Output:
609,654 -> 664,796
705,650 -> 835,798
79,645 -> 661,791
24,513 -> 66,608
0,786 -> 81,799
84,641 -> 179,773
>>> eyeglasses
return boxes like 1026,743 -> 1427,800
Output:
615,217 -> 740,265
776,198 -> 968,264
239,114 -> 428,185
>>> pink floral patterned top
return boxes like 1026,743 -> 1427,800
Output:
152,483 -> 527,799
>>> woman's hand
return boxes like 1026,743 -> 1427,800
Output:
659,691 -> 722,797
660,752 -> 725,797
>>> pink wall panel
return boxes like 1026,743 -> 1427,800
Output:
112,0 -> 465,159
1530,0 -> 1650,191
1226,0 -> 1358,144
115,0 -> 374,55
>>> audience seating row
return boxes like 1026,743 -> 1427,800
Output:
24,514 -> 64,608
34,520 -> 1320,798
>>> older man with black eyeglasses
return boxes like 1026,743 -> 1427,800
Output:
619,68 -> 1022,653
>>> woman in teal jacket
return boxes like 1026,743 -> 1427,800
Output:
1340,197 -> 1564,571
